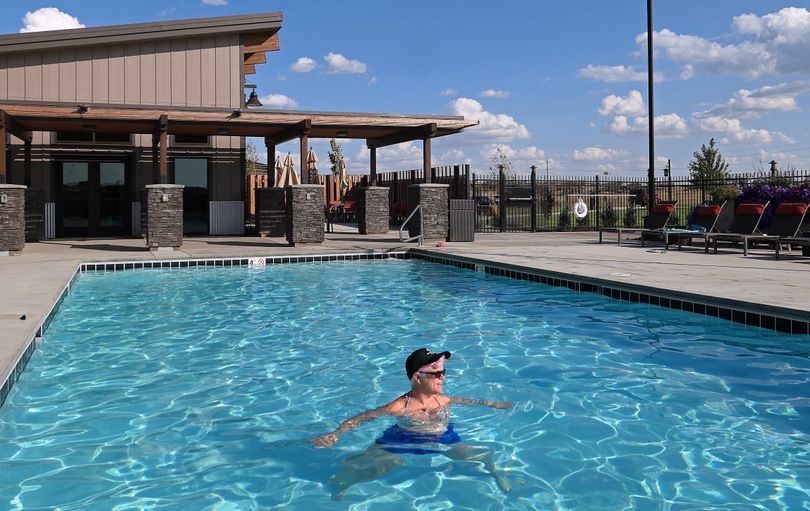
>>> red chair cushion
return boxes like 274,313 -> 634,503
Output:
695,205 -> 721,216
775,202 -> 808,216
735,203 -> 765,216
651,203 -> 675,215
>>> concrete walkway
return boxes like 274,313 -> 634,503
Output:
2,228 -> 808,393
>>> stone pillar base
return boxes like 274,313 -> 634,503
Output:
145,184 -> 184,250
256,187 -> 286,237
0,184 -> 27,255
358,186 -> 389,234
286,185 -> 324,246
407,183 -> 448,241
25,188 -> 45,243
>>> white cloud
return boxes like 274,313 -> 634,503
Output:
290,57 -> 317,73
598,90 -> 647,117
368,76 -> 378,86
573,147 -> 629,161
202,0 -> 228,5
608,113 -> 688,138
480,89 -> 510,99
259,94 -> 298,108
440,148 -> 468,163
697,80 -> 810,118
324,52 -> 368,74
693,115 -> 794,144
680,65 -> 695,80
635,7 -> 810,78
449,98 -> 530,143
577,65 -> 665,83
441,88 -> 458,96
19,7 -> 84,33
355,142 -> 422,170
480,144 -> 553,172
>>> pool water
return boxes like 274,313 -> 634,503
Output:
1,259 -> 808,510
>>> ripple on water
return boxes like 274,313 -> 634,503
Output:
0,260 -> 808,510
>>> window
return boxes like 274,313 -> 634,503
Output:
172,134 -> 210,145
55,131 -> 131,144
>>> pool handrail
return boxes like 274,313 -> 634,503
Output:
399,204 -> 423,246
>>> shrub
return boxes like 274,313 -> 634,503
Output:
600,203 -> 618,227
558,207 -> 571,229
624,205 -> 638,227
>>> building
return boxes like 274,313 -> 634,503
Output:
0,12 -> 475,245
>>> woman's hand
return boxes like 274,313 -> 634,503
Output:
311,433 -> 339,448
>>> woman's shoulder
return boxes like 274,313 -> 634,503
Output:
435,394 -> 451,407
382,393 -> 410,415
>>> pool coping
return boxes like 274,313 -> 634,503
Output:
3,247 -> 809,409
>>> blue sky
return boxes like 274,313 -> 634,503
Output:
4,1 -> 810,176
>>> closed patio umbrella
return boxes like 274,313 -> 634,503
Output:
307,147 -> 320,184
272,155 -> 283,187
276,152 -> 301,187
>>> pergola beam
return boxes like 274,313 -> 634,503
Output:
366,123 -> 437,149
263,119 -> 311,146
0,110 -> 32,144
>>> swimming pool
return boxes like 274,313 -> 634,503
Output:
1,258 -> 808,509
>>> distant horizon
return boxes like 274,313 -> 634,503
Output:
2,1 -> 810,177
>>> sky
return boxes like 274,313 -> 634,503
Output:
4,1 -> 810,177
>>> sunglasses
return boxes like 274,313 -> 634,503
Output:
418,369 -> 446,379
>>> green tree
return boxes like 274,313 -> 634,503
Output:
328,138 -> 344,176
245,140 -> 260,175
689,138 -> 729,183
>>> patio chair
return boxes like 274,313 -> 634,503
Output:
776,235 -> 810,259
750,202 -> 810,258
342,200 -> 357,222
706,201 -> 770,254
599,200 -> 677,245
658,200 -> 730,250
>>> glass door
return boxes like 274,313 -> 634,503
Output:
59,162 -> 90,237
174,159 -> 209,235
57,160 -> 130,237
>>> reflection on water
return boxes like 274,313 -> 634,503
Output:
0,261 -> 808,510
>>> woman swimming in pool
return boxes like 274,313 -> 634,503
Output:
311,348 -> 512,497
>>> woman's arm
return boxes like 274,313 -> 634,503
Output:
450,396 -> 512,409
311,398 -> 404,448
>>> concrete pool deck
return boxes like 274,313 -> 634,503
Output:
2,227 -> 809,396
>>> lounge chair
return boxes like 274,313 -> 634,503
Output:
749,202 -> 810,258
707,201 -> 770,254
657,200 -> 730,250
777,235 -> 810,258
599,200 -> 678,245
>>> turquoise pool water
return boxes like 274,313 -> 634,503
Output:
1,259 -> 808,510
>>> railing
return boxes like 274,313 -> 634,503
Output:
473,170 -> 810,233
399,205 -> 423,246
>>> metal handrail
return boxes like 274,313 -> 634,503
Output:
399,204 -> 423,246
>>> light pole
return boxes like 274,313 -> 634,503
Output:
646,0 -> 655,211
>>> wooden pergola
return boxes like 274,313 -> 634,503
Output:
0,101 -> 477,186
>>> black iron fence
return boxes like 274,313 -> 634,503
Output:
472,169 -> 810,233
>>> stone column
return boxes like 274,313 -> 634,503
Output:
0,184 -> 26,255
407,183 -> 448,241
24,188 -> 45,242
145,184 -> 184,251
358,186 -> 389,234
256,187 -> 286,237
285,184 -> 324,246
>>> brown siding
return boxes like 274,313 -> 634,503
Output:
0,56 -> 7,99
109,46 -> 125,103
200,37 -> 216,107
24,53 -> 42,100
137,42 -> 155,104
185,38 -> 201,107
42,53 -> 59,101
215,35 -> 231,108
7,54 -> 24,100
58,49 -> 76,101
155,40 -> 171,105
75,47 -> 93,103
170,39 -> 186,105
92,47 -> 109,103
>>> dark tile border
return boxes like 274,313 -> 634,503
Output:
408,249 -> 810,336
0,251 -> 408,409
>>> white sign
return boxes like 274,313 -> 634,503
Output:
248,257 -> 266,267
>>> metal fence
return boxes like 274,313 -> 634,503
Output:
473,170 -> 810,233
